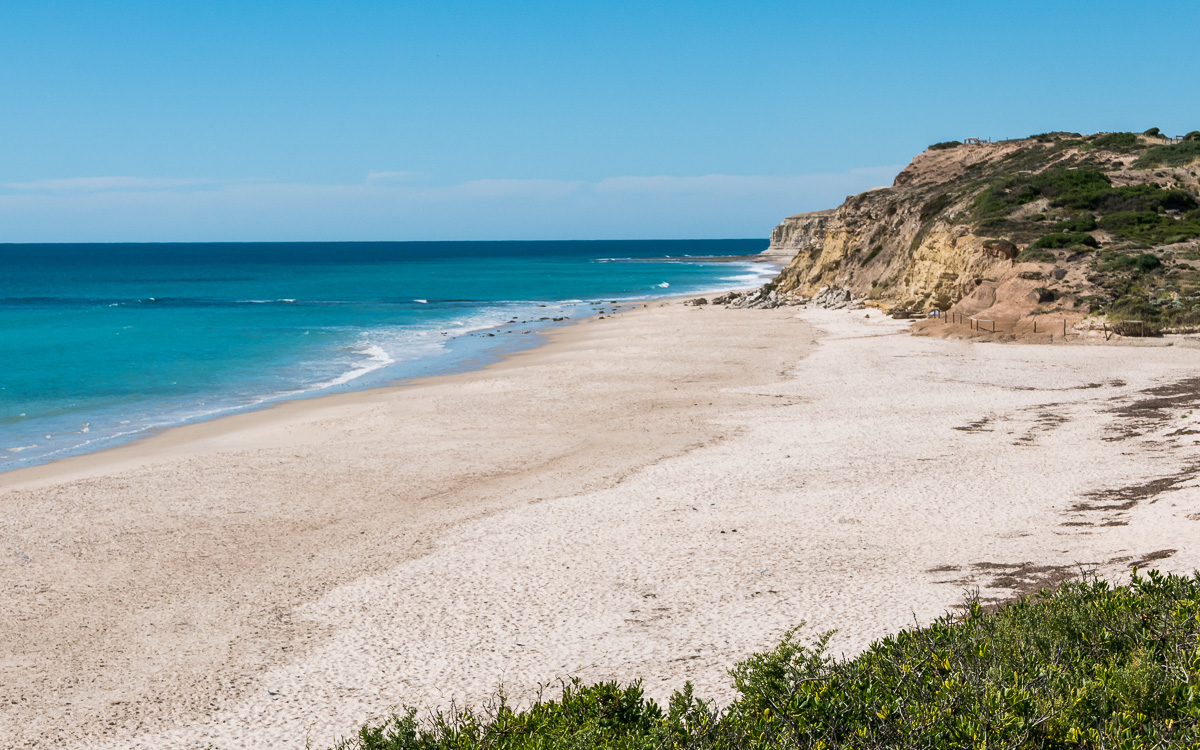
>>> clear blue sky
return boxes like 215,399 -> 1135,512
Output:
2,0 -> 1198,242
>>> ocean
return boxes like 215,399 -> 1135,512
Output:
0,239 -> 773,471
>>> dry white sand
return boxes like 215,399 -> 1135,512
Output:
4,302 -> 1200,749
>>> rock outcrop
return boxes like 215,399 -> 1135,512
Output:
766,146 -> 1020,313
689,285 -> 866,311
759,131 -> 1200,329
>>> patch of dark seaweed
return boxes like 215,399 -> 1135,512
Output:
1107,376 -> 1200,441
953,416 -> 992,433
1071,465 -> 1200,514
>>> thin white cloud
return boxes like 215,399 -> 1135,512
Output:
3,176 -> 232,192
364,170 -> 424,183
0,165 -> 905,242
439,177 -> 589,199
595,169 -> 899,195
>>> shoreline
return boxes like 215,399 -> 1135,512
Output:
7,300 -> 1200,749
1,296 -> 814,748
0,290 -> 732,493
1,253 -> 782,478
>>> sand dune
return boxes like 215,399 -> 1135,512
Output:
4,303 -> 1200,749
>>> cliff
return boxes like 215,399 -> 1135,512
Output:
766,131 -> 1200,330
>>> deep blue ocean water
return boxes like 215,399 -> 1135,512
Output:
0,240 -> 772,471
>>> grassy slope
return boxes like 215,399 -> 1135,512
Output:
334,571 -> 1200,749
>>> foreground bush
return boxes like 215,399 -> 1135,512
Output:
334,571 -> 1200,749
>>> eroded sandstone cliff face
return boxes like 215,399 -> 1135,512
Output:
768,144 -> 1019,312
765,132 -> 1200,325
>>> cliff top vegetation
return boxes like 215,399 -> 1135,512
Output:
770,130 -> 1200,333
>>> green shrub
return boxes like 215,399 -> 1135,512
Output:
972,186 -> 1014,220
1099,252 -> 1163,273
1033,168 -> 1112,202
1186,131 -> 1200,142
968,170 -> 1097,221
1030,131 -> 1082,142
1134,140 -> 1200,168
928,140 -> 962,150
920,192 -> 956,221
1144,127 -> 1161,136
1016,247 -> 1058,263
1088,132 -> 1140,152
1031,232 -> 1098,249
1100,211 -> 1168,234
333,572 -> 1200,750
1056,184 -> 1197,213
974,168 -> 1199,225
1099,211 -> 1200,246
1057,213 -> 1097,232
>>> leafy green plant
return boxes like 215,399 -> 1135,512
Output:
1099,252 -> 1163,273
920,192 -> 956,221
1029,131 -> 1082,142
332,572 -> 1200,750
1099,211 -> 1200,246
1057,214 -> 1097,232
1134,140 -> 1200,168
928,141 -> 962,151
1087,132 -> 1140,152
1016,247 -> 1057,263
1031,232 -> 1098,250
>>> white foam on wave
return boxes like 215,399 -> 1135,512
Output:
305,344 -> 396,391
5,298 -> 593,471
720,263 -> 779,286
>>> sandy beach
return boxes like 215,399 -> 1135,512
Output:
4,301 -> 1200,749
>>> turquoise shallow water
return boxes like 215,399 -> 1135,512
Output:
0,240 -> 772,471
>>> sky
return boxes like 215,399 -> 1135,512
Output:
2,1 -> 1198,242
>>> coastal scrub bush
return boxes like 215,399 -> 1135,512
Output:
1031,232 -> 1098,250
1100,211 -> 1200,246
920,192 -> 956,221
1099,252 -> 1163,273
1016,247 -> 1057,263
974,170 -> 1196,217
1145,127 -> 1162,137
1030,131 -> 1082,142
1053,183 -> 1196,214
1087,132 -> 1140,152
972,169 -> 1112,222
333,571 -> 1200,750
1057,213 -> 1097,232
928,140 -> 962,150
1134,140 -> 1200,168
